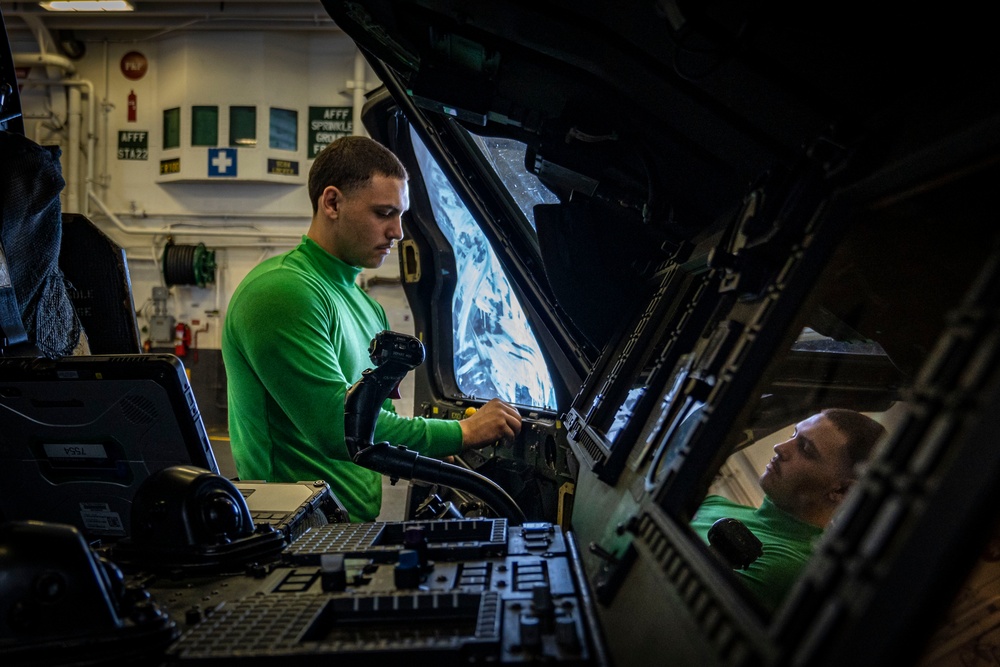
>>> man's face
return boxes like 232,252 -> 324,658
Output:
759,413 -> 851,520
328,174 -> 408,269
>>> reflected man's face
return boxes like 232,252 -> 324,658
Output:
759,413 -> 851,523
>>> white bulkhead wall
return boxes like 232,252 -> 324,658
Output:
14,30 -> 390,350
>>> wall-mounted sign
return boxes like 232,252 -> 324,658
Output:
208,148 -> 238,177
267,158 -> 299,176
308,106 -> 352,159
160,158 -> 180,175
120,51 -> 148,81
117,131 -> 148,160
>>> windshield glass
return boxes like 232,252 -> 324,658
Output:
410,126 -> 558,410
467,132 -> 560,239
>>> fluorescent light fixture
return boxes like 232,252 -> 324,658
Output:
40,1 -> 135,11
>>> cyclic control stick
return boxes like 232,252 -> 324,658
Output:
344,330 -> 526,525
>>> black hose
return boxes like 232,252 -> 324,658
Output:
163,243 -> 198,286
353,442 -> 526,525
162,242 -> 216,287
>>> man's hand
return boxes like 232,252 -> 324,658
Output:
459,398 -> 523,450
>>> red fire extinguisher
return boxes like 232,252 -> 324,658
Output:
128,90 -> 137,122
174,322 -> 191,357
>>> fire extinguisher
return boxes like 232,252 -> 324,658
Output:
128,90 -> 137,122
174,322 -> 191,357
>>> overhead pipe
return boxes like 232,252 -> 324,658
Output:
103,210 -> 313,221
15,70 -> 96,217
2,4 -> 340,28
352,49 -> 365,136
66,84 -> 82,212
87,191 -> 303,240
12,51 -> 76,76
15,19 -> 91,215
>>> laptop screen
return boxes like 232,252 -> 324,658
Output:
0,353 -> 219,541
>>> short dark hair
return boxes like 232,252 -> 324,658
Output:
307,136 -> 408,215
821,408 -> 887,475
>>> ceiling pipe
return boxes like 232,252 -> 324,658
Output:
87,190 -> 303,240
18,77 -> 97,217
66,82 -> 81,212
14,28 -> 90,214
351,48 -> 365,137
12,51 -> 76,76
104,210 -> 312,221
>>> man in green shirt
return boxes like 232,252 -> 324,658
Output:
691,408 -> 885,612
223,136 -> 522,522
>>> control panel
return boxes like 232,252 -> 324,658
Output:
133,519 -> 603,665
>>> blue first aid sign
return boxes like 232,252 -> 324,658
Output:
208,148 -> 237,177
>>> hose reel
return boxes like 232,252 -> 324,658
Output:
162,241 -> 217,287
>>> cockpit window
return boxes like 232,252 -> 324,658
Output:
410,126 -> 558,410
792,327 -> 889,355
465,132 -> 560,240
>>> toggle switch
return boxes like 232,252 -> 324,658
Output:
320,553 -> 347,592
394,549 -> 422,589
555,615 -> 581,653
531,583 -> 555,632
519,613 -> 541,649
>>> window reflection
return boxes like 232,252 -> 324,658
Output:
679,312 -> 907,614
696,402 -> 896,613
410,127 -> 557,410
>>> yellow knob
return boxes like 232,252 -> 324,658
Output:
463,406 -> 477,418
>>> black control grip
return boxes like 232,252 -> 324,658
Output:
708,517 -> 763,570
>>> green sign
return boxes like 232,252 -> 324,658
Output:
117,130 -> 148,160
308,106 -> 352,158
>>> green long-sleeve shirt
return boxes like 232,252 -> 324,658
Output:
690,494 -> 823,613
222,236 -> 462,521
